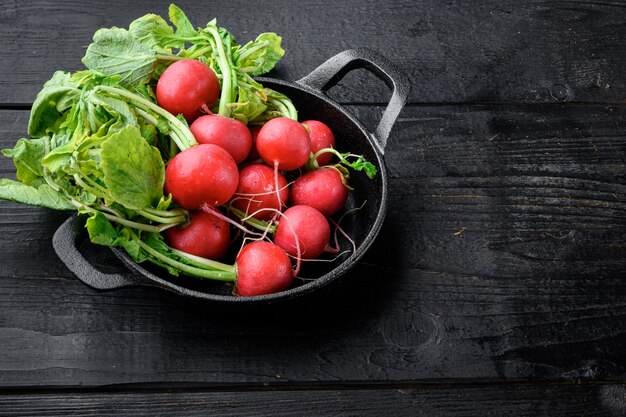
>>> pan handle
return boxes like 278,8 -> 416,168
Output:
296,48 -> 411,154
53,214 -> 152,290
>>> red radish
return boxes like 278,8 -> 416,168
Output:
302,120 -> 336,165
164,144 -> 239,209
290,168 -> 349,217
245,125 -> 262,161
164,210 -> 230,260
231,163 -> 289,220
274,205 -> 331,259
156,60 -> 219,122
235,241 -> 293,296
256,117 -> 311,170
190,115 -> 253,164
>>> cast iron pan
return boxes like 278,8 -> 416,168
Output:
53,48 -> 411,303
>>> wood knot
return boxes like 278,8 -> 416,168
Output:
550,83 -> 573,101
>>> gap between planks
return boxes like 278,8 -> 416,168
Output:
1,379 -> 625,395
2,102 -> 626,111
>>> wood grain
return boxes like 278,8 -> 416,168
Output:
0,104 -> 624,387
1,384 -> 625,416
2,0 -> 625,414
0,0 -> 625,105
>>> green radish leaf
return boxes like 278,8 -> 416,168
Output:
120,230 -> 181,276
82,28 -> 159,88
100,125 -> 165,210
86,211 -> 124,247
231,85 -> 267,124
168,4 -> 198,38
129,13 -> 180,51
218,26 -> 237,52
87,222 -> 150,265
29,70 -> 118,138
352,157 -> 378,179
110,203 -> 139,221
144,231 -> 171,252
69,69 -> 120,89
235,33 -> 284,76
28,71 -> 80,137
0,179 -> 74,210
76,189 -> 99,205
140,123 -> 158,147
121,237 -> 148,263
134,82 -> 157,103
93,94 -> 138,127
156,194 -> 172,211
2,138 -> 46,185
338,152 -> 378,179
41,140 -> 76,173
249,110 -> 285,125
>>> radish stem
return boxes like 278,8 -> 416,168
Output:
226,205 -> 277,234
205,27 -> 233,116
128,230 -> 236,281
95,85 -> 197,150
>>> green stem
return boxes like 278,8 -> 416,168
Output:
136,109 -> 181,156
156,54 -> 186,62
305,152 -> 320,172
136,208 -> 186,225
54,187 -> 166,233
134,107 -> 159,126
129,231 -> 236,281
311,148 -> 377,179
226,205 -> 277,234
169,137 -> 178,160
279,98 -> 298,120
240,65 -> 262,74
76,167 -> 109,194
94,203 -> 123,218
89,207 -> 164,233
52,186 -> 171,234
205,27 -> 233,116
73,174 -> 106,199
96,85 -> 197,150
236,41 -> 269,62
242,72 -> 260,86
142,207 -> 188,218
313,147 -> 342,162
170,248 -> 236,272
268,97 -> 297,121
268,97 -> 289,118
186,45 -> 213,59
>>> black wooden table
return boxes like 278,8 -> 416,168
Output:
1,1 -> 625,415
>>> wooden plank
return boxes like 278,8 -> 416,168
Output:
0,104 -> 624,387
0,384 -> 624,416
0,0 -> 625,105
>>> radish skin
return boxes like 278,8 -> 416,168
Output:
156,60 -> 220,122
256,117 -> 311,171
246,125 -> 262,161
302,120 -> 336,165
274,205 -> 331,259
164,210 -> 230,260
164,144 -> 239,209
231,163 -> 289,221
190,115 -> 253,164
290,168 -> 349,217
235,241 -> 294,296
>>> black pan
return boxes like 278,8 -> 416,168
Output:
53,48 -> 410,303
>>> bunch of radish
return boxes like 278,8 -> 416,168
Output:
155,60 -> 375,297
